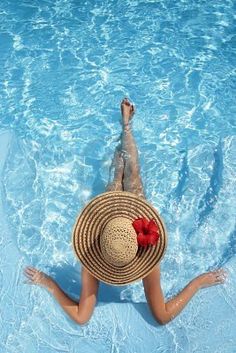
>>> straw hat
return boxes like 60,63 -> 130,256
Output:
72,191 -> 168,285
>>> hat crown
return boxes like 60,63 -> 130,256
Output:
72,191 -> 167,285
100,217 -> 138,267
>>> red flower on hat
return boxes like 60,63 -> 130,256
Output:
132,217 -> 160,247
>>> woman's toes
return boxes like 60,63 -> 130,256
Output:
131,104 -> 135,116
121,98 -> 135,123
122,97 -> 130,105
121,97 -> 131,107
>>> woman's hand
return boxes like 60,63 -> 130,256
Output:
196,268 -> 228,289
23,266 -> 53,289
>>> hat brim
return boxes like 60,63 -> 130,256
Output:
72,191 -> 168,286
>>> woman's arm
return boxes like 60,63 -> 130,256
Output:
24,266 -> 99,325
142,264 -> 227,325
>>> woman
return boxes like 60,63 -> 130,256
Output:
23,98 -> 227,325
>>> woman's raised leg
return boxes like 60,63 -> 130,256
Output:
105,145 -> 124,192
120,98 -> 146,198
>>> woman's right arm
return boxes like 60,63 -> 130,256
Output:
24,266 -> 99,325
142,264 -> 227,325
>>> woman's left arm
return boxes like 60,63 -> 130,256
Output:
143,264 -> 227,325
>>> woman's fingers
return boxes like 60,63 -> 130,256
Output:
24,272 -> 33,280
24,267 -> 37,276
23,267 -> 42,282
23,266 -> 52,289
215,268 -> 225,274
198,268 -> 228,288
24,266 -> 40,274
214,269 -> 228,283
24,268 -> 34,275
215,268 -> 227,277
24,269 -> 34,278
24,270 -> 36,280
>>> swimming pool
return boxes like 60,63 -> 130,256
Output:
0,0 -> 236,352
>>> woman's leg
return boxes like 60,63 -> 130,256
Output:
105,145 -> 124,192
120,98 -> 146,198
105,97 -> 145,197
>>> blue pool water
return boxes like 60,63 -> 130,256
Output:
0,0 -> 236,352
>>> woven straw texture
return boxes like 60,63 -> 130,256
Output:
100,217 -> 138,266
72,191 -> 168,286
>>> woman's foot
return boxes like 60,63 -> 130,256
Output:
120,98 -> 135,128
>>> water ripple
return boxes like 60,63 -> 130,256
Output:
0,0 -> 235,352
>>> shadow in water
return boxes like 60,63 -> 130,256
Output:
49,263 -> 82,301
85,156 -> 107,198
98,282 -> 129,303
197,139 -> 223,227
97,301 -> 158,327
47,264 -> 159,326
49,263 -> 131,303
132,303 -> 159,327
